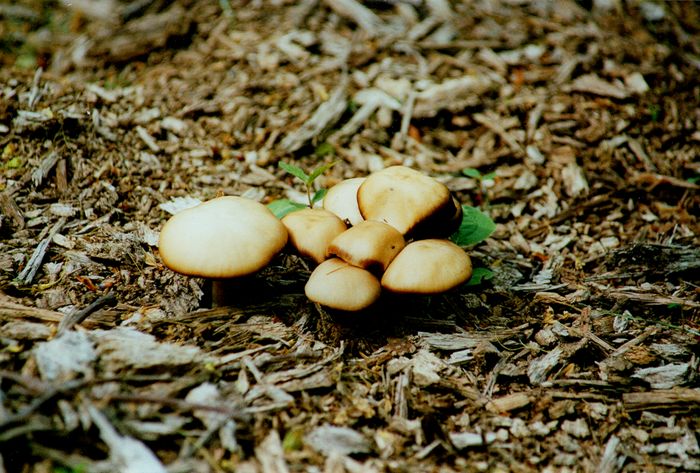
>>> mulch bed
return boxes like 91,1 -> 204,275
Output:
1,0 -> 699,471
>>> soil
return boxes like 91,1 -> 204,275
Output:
1,1 -> 699,472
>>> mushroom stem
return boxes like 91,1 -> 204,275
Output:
208,276 -> 261,307
211,280 -> 230,307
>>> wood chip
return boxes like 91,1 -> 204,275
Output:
568,74 -> 630,99
280,76 -> 348,152
623,388 -> 700,412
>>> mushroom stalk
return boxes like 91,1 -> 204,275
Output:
211,280 -> 229,307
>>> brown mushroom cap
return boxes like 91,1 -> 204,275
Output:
323,177 -> 365,226
411,195 -> 463,240
381,239 -> 472,294
305,258 -> 381,311
159,196 -> 288,278
357,165 -> 454,237
327,220 -> 405,273
281,208 -> 347,264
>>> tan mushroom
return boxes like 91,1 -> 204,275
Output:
412,195 -> 463,240
326,220 -> 405,273
159,196 -> 288,306
281,208 -> 347,264
357,165 -> 458,238
381,239 -> 472,294
305,258 -> 381,311
323,177 -> 365,226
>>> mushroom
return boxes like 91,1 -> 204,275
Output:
357,165 -> 459,238
326,220 -> 405,273
281,208 -> 347,264
305,258 -> 381,311
323,177 -> 365,226
381,239 -> 472,294
411,195 -> 463,240
159,196 -> 288,306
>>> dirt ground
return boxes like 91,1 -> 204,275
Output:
1,0 -> 699,472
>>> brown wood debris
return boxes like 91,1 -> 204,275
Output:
0,0 -> 699,472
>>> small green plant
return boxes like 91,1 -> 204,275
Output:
462,168 -> 496,183
282,427 -> 305,451
314,142 -> 336,158
462,168 -> 496,207
268,161 -> 335,219
53,465 -> 87,473
450,205 -> 496,286
450,205 -> 495,247
464,266 -> 494,286
646,104 -> 661,122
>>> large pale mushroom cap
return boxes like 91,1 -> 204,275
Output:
323,177 -> 365,226
327,220 -> 405,273
159,196 -> 288,278
381,239 -> 472,294
281,208 -> 347,264
357,165 -> 455,237
305,258 -> 381,311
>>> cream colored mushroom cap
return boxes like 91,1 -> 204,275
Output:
281,208 -> 347,264
159,196 -> 288,278
327,220 -> 405,273
381,239 -> 472,294
305,258 -> 381,311
323,177 -> 365,226
357,166 -> 452,235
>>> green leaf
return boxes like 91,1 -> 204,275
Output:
450,205 -> 496,246
481,172 -> 497,181
15,52 -> 37,70
267,199 -> 306,219
279,162 -> 309,183
647,105 -> 660,122
311,188 -> 327,204
314,142 -> 336,158
307,160 -> 337,183
462,168 -> 483,179
282,428 -> 304,451
465,267 -> 494,286
5,157 -> 23,169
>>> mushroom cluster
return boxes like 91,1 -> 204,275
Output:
157,167 -> 472,311
283,165 -> 473,311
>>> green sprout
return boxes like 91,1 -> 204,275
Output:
462,168 -> 496,207
314,142 -> 336,158
268,161 -> 335,219
462,168 -> 496,182
647,104 -> 661,122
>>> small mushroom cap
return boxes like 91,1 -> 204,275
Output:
327,220 -> 406,273
381,239 -> 472,294
323,177 -> 366,226
305,258 -> 381,311
357,166 -> 452,236
159,196 -> 287,278
281,208 -> 347,264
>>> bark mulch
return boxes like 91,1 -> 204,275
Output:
1,0 -> 699,472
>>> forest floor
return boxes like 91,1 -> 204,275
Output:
1,0 -> 699,472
